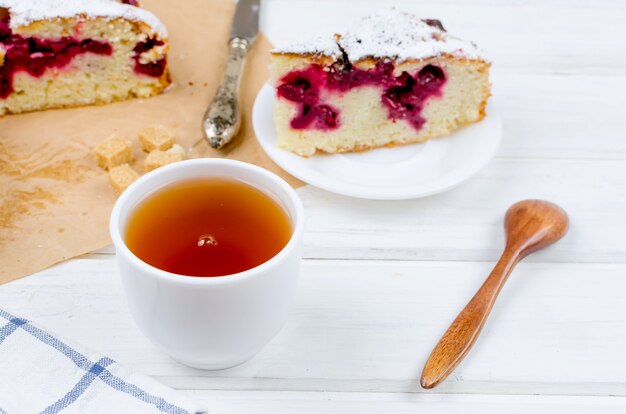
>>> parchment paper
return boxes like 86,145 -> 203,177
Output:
0,0 -> 301,284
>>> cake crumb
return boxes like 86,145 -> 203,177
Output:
109,164 -> 139,195
94,134 -> 133,170
138,125 -> 176,152
144,144 -> 186,172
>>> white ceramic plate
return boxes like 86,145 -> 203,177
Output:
252,84 -> 502,200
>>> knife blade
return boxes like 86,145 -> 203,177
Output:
231,0 -> 260,43
203,0 -> 260,149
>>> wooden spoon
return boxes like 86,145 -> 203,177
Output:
420,200 -> 569,389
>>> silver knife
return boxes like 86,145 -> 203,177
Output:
202,0 -> 260,149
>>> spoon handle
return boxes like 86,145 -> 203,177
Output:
420,249 -> 520,389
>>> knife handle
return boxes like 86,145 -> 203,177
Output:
203,36 -> 250,149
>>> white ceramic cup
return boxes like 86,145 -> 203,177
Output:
110,159 -> 303,369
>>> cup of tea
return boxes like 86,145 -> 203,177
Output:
110,159 -> 304,369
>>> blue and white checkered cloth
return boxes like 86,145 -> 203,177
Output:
0,308 -> 205,413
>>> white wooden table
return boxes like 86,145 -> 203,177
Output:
2,0 -> 626,411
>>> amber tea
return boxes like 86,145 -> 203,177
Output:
125,178 -> 292,277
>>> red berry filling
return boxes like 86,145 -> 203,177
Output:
382,64 -> 446,129
277,65 -> 340,130
0,15 -> 167,100
132,37 -> 167,78
276,59 -> 446,132
326,60 -> 396,91
0,16 -> 112,99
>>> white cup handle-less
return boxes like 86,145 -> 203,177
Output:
110,159 -> 303,369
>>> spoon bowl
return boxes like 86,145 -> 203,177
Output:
504,200 -> 569,258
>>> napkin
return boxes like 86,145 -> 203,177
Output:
0,308 -> 204,413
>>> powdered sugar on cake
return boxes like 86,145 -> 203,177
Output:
0,0 -> 167,38
277,34 -> 341,59
274,9 -> 484,62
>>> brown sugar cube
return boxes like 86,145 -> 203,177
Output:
144,144 -> 186,172
94,134 -> 133,170
138,125 -> 176,152
108,164 -> 139,195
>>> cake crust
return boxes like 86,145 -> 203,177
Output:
271,10 -> 484,63
0,0 -> 167,37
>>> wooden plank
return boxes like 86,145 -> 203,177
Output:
93,157 -> 626,263
298,158 -> 626,263
492,74 -> 626,160
2,258 -> 624,396
179,391 -> 626,413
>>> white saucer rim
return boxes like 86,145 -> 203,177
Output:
252,83 -> 502,200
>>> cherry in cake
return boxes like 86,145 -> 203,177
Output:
0,0 -> 170,116
270,10 -> 491,156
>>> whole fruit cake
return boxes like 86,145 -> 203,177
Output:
270,10 -> 491,156
0,0 -> 169,116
